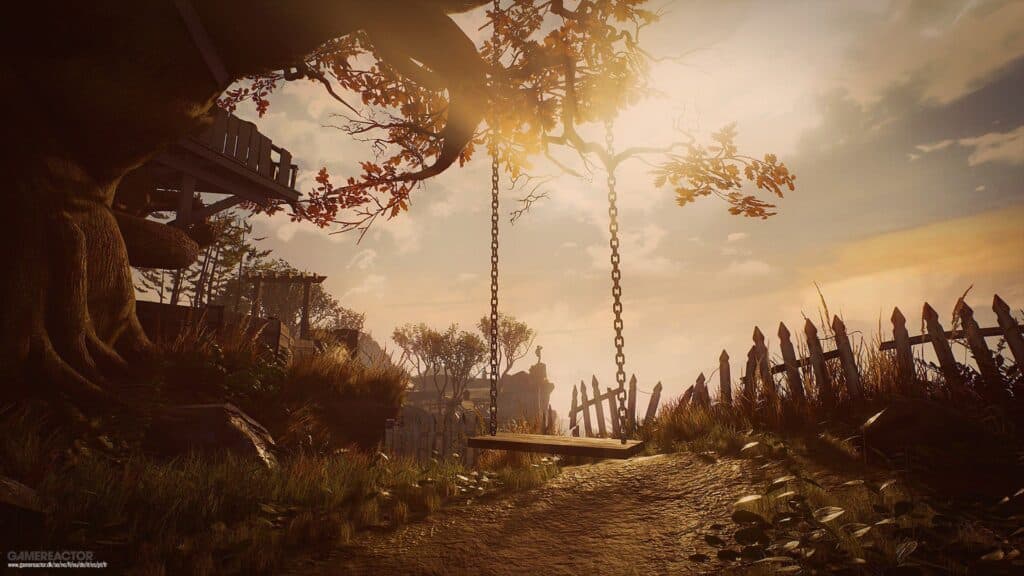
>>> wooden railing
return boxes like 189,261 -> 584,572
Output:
197,108 -> 299,190
567,375 -> 662,438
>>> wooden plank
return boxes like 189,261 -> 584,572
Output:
994,294 -> 1024,366
693,373 -> 708,407
923,303 -> 965,395
257,135 -> 273,178
591,376 -> 607,438
680,385 -> 694,406
879,326 -> 1003,350
959,300 -> 1006,400
890,307 -> 917,395
467,433 -> 644,459
225,115 -> 241,159
644,381 -> 662,424
207,109 -> 228,150
235,121 -> 253,164
719,350 -> 732,406
276,148 -> 293,186
157,146 -> 301,203
742,345 -> 757,408
832,316 -> 863,402
804,319 -> 834,411
626,374 -> 637,433
607,387 -> 620,438
753,327 -> 778,409
570,384 -> 579,437
777,322 -> 806,403
579,381 -> 593,438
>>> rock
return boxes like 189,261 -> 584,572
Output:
144,403 -> 278,468
0,475 -> 44,548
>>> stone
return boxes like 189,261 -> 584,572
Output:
144,403 -> 278,468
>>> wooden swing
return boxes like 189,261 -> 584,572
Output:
467,1 -> 644,459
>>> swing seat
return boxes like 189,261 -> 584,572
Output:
467,432 -> 644,459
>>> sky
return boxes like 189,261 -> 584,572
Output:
223,0 -> 1024,416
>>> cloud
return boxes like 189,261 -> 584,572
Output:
585,224 -> 681,277
915,139 -> 955,153
724,259 -> 772,277
726,232 -> 749,243
342,274 -> 386,299
347,249 -> 377,271
838,0 -> 1024,106
958,125 -> 1024,166
375,215 -> 421,254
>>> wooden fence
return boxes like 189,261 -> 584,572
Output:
682,293 -> 1022,410
567,375 -> 662,438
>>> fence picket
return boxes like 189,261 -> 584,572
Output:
570,384 -> 580,437
719,350 -> 732,406
644,382 -> 662,424
778,322 -> 806,403
923,303 -> 965,395
958,300 -> 1006,400
591,376 -> 607,438
743,345 -> 758,409
579,381 -> 593,437
832,316 -> 864,403
993,294 -> 1024,366
753,327 -> 778,410
890,307 -> 917,395
607,388 -> 621,437
804,319 -> 834,410
694,373 -> 709,407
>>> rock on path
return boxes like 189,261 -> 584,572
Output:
295,452 -> 782,575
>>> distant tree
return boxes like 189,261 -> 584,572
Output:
393,323 -> 487,421
477,313 -> 536,380
392,322 -> 436,383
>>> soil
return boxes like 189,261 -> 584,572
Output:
291,452 -> 788,576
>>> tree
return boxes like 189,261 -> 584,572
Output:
3,1 -> 792,408
393,323 -> 487,420
477,313 -> 536,379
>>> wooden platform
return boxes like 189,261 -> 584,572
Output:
467,433 -> 645,459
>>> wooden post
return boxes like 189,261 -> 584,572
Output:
607,388 -> 621,438
176,173 -> 195,227
570,384 -> 580,437
923,303 -> 965,395
804,319 -> 834,411
591,376 -> 607,438
694,373 -> 709,407
299,280 -> 313,339
959,300 -> 1006,400
742,345 -> 758,409
627,374 -> 638,433
753,327 -> 778,409
643,382 -> 662,424
832,316 -> 864,403
719,350 -> 732,406
681,385 -> 694,406
777,322 -> 806,403
993,294 -> 1024,366
579,381 -> 593,437
890,307 -> 917,395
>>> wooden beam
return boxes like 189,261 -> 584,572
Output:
175,173 -> 196,226
170,194 -> 244,226
467,433 -> 644,459
879,326 -> 1003,350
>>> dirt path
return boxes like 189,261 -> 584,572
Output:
293,452 -> 786,575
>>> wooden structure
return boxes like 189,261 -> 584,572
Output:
244,270 -> 326,339
686,293 -> 1020,410
140,108 -> 301,227
567,375 -> 661,439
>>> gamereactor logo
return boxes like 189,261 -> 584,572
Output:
6,550 -> 108,570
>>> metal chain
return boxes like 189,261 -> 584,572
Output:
605,120 -> 630,444
488,0 -> 501,436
